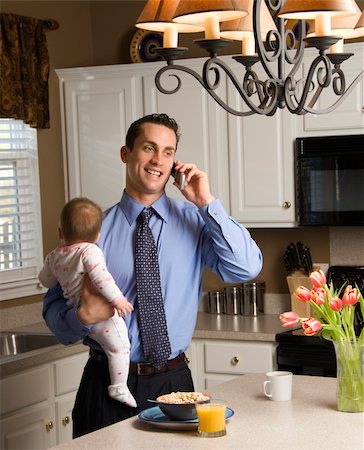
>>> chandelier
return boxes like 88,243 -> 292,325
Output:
135,0 -> 364,116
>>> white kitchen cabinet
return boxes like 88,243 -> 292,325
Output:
57,58 -> 230,210
0,403 -> 55,450
298,43 -> 364,135
0,351 -> 89,449
192,339 -> 277,391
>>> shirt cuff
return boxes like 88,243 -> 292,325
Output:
70,305 -> 93,335
199,199 -> 227,225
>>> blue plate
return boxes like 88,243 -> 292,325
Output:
138,406 -> 234,431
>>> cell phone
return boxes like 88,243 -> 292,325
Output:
171,163 -> 187,190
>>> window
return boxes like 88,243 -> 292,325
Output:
0,119 -> 45,300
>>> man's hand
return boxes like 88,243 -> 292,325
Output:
173,160 -> 215,208
77,276 -> 114,325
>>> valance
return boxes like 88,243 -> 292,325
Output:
0,13 -> 58,129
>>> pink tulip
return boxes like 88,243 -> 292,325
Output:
302,318 -> 322,336
293,286 -> 312,303
309,269 -> 326,289
311,288 -> 325,305
342,285 -> 360,306
280,311 -> 300,327
329,296 -> 343,312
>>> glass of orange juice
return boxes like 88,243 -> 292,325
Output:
195,399 -> 227,437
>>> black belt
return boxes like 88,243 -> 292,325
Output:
89,348 -> 187,376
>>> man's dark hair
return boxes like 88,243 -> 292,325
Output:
125,113 -> 180,150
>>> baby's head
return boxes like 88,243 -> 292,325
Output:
59,197 -> 103,245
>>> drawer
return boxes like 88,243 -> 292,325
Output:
1,365 -> 51,415
204,341 -> 275,374
54,352 -> 89,396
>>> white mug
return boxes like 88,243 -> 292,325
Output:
263,371 -> 293,401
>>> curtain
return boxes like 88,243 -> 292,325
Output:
0,13 -> 50,129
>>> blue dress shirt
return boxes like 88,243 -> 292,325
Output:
43,191 -> 262,362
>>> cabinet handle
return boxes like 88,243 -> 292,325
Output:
45,421 -> 54,432
231,355 -> 240,365
62,416 -> 71,426
185,356 -> 191,364
283,201 -> 291,209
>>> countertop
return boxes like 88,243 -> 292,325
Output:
0,313 -> 286,377
49,373 -> 364,450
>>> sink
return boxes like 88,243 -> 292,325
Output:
0,332 -> 59,357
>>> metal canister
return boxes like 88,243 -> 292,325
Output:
224,286 -> 242,315
207,290 -> 226,314
242,281 -> 265,316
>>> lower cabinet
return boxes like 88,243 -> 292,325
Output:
190,339 -> 277,391
0,351 -> 89,449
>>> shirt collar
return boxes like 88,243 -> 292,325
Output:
119,190 -> 170,225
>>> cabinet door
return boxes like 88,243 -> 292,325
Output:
143,59 -> 230,209
0,404 -> 55,450
227,62 -> 296,226
58,69 -> 144,209
300,43 -> 364,133
55,392 -> 76,445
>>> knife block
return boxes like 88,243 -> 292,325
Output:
286,271 -> 312,317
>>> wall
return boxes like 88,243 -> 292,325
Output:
0,1 -> 363,328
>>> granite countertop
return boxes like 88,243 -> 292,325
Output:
0,313 -> 286,377
49,373 -> 363,450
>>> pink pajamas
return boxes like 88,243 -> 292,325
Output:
39,243 -> 136,407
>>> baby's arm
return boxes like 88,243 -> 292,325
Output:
38,255 -> 58,288
82,245 -> 133,317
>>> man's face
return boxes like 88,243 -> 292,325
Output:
121,122 -> 176,204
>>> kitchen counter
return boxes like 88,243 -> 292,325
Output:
0,314 -> 285,377
49,373 -> 364,450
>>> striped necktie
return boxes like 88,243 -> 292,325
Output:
135,208 -> 171,369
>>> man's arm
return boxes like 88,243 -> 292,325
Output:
175,160 -> 263,282
42,277 -> 114,344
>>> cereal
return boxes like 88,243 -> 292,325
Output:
157,391 -> 210,404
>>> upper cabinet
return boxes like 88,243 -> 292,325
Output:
297,43 -> 364,135
57,43 -> 363,227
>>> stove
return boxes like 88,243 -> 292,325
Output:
276,265 -> 364,377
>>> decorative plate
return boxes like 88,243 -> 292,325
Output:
138,405 -> 234,431
130,29 -> 163,63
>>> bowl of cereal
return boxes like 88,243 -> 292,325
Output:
150,391 -> 211,421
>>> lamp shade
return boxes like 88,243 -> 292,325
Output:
354,10 -> 364,35
136,0 -> 203,32
220,0 -> 276,39
279,0 -> 358,19
173,0 -> 248,25
307,1 -> 362,38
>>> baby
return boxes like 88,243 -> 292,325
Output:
39,197 -> 136,407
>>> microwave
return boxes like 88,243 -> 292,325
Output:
295,134 -> 364,226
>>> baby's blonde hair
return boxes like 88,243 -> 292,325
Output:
60,197 -> 103,243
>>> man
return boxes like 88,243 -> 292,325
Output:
43,113 -> 263,437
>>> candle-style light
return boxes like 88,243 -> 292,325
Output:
220,0 -> 276,56
135,0 -> 203,49
306,0 -> 361,54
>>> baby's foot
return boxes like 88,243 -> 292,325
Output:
108,384 -> 137,408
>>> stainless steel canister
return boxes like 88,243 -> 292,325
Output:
242,281 -> 265,316
207,290 -> 226,314
224,286 -> 242,315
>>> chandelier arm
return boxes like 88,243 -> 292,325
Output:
301,71 -> 364,115
284,55 -> 332,114
203,58 -> 278,115
155,64 -> 257,116
253,0 -> 281,81
285,21 -> 306,79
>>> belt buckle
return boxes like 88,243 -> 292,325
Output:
136,362 -> 154,375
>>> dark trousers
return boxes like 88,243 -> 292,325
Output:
72,354 -> 194,438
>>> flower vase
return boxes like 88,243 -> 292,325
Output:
334,340 -> 364,412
